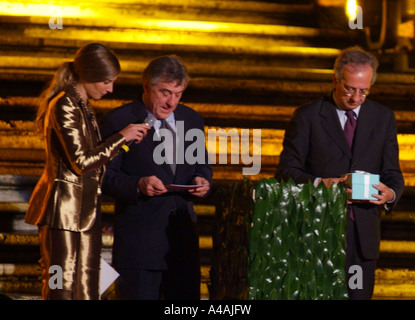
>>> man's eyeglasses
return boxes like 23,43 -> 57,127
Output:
338,80 -> 370,97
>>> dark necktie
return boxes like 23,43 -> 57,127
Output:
344,110 -> 357,220
161,120 -> 177,175
344,110 -> 357,148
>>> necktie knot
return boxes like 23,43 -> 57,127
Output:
346,110 -> 356,121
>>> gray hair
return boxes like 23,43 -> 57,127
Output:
143,55 -> 188,88
334,46 -> 379,84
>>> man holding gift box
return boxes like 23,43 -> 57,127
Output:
275,46 -> 405,299
346,171 -> 380,201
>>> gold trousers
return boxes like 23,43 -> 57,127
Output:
38,220 -> 101,300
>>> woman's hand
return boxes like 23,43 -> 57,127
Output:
120,123 -> 150,143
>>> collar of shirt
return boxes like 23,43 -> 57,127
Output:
332,91 -> 361,129
153,113 -> 176,133
336,106 -> 361,130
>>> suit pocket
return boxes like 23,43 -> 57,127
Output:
50,179 -> 83,231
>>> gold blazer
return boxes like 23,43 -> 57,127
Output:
25,85 -> 126,232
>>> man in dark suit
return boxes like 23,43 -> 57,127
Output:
275,46 -> 404,299
100,55 -> 212,300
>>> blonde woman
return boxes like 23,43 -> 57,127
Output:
25,43 -> 149,299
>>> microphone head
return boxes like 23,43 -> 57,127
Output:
144,114 -> 156,127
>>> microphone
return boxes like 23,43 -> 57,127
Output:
121,114 -> 156,152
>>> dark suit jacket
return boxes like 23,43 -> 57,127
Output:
275,95 -> 404,260
100,100 -> 212,270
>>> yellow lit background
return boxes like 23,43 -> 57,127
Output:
346,0 -> 359,21
1,0 -> 415,301
0,0 -> 415,185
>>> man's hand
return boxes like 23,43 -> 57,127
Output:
138,176 -> 168,196
318,176 -> 353,203
187,176 -> 210,198
370,182 -> 395,205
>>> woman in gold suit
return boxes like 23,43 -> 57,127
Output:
25,43 -> 149,300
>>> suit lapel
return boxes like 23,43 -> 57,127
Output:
352,100 -> 375,160
143,127 -> 161,152
149,126 -> 176,177
169,105 -> 195,180
320,99 -> 352,159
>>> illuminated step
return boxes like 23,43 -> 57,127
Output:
0,233 -> 214,253
0,1 -> 347,57
376,268 -> 415,281
0,263 -> 40,276
199,236 -> 213,250
201,265 -> 210,299
0,0 -> 317,30
379,240 -> 415,254
374,268 -> 415,299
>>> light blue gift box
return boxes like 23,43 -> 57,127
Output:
346,172 -> 380,201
